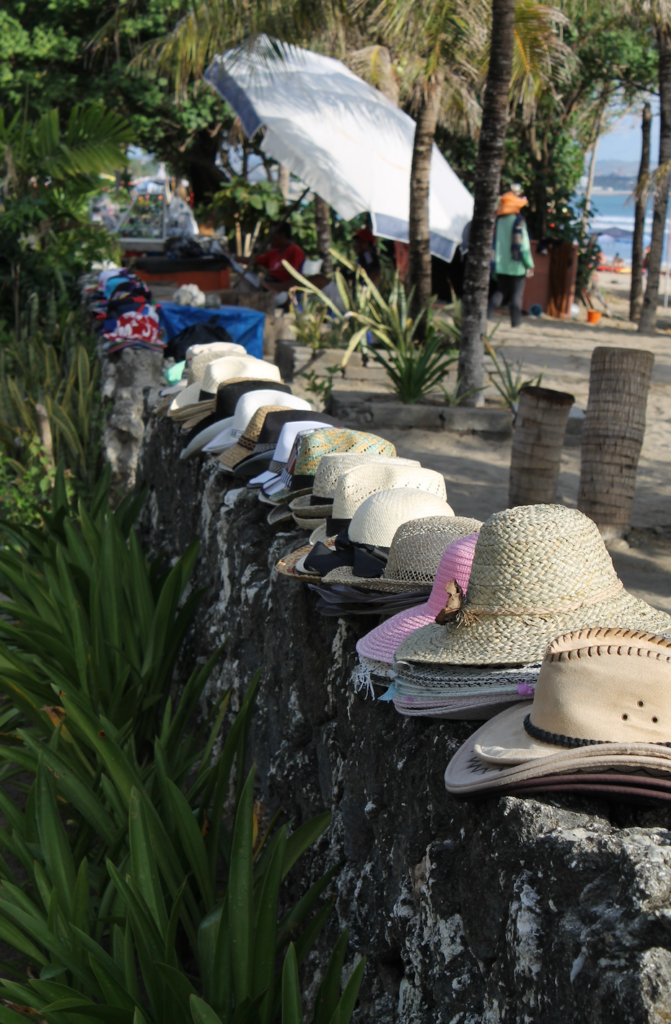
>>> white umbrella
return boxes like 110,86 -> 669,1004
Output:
204,41 -> 473,261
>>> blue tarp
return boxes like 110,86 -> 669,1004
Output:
157,303 -> 265,359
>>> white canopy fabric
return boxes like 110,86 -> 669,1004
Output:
204,42 -> 473,261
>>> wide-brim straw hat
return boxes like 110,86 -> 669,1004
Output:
394,504 -> 671,668
444,628 -> 671,794
169,357 -> 281,418
323,516 -> 479,593
276,546 -> 321,581
356,530 -> 481,664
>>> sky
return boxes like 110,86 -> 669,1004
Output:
595,100 -> 659,169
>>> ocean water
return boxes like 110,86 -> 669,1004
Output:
585,190 -> 661,266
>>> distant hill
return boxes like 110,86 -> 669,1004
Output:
594,160 -> 640,177
593,173 -> 636,191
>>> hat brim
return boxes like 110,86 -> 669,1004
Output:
321,565 -> 432,594
222,449 -> 274,478
394,694 -> 523,721
309,522 -> 335,546
202,426 -> 238,453
180,417 -> 234,460
267,504 -> 293,525
356,601 -> 434,663
444,705 -> 671,794
160,379 -> 188,397
276,545 -> 321,581
292,513 -> 323,530
265,486 -> 313,505
288,495 -> 333,517
395,591 -> 671,667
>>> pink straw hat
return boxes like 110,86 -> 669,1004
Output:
356,532 -> 480,668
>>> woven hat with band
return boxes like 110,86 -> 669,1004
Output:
202,391 -> 311,454
161,343 -> 246,396
304,489 -> 454,578
289,454 -> 420,520
444,628 -> 671,796
393,504 -> 671,669
323,515 -> 472,593
220,409 -> 332,473
248,417 -> 342,489
242,414 -> 342,474
320,464 -> 447,536
180,379 -> 293,459
263,429 -> 396,504
169,357 -> 281,418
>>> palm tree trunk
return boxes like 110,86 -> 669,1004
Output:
457,0 -> 516,404
314,196 -> 333,278
581,100 -> 606,233
577,346 -> 654,538
639,28 -> 671,333
408,76 -> 443,333
508,386 -> 574,507
630,102 -> 652,322
278,164 -> 290,200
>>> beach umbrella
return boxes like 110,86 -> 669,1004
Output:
204,40 -> 473,261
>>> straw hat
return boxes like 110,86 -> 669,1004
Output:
289,455 -> 420,520
323,516 -> 475,593
394,504 -> 671,668
202,391 -> 311,454
180,379 -> 294,459
355,529 -> 481,667
219,406 -> 293,470
169,357 -> 281,418
220,408 -> 321,472
329,465 -> 447,527
350,489 -> 453,549
444,628 -> 671,795
276,545 -> 322,581
243,414 -> 341,472
162,344 -> 247,396
263,429 -> 397,505
247,415 -> 341,487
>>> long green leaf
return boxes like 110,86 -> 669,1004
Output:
281,944 -> 302,1024
228,767 -> 255,1006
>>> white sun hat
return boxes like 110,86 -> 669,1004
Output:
168,356 -> 282,419
160,343 -> 247,396
350,489 -> 454,548
202,390 -> 312,453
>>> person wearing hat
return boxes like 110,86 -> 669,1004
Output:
487,190 -> 535,328
353,228 -> 381,286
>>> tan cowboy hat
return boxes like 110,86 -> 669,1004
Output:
394,504 -> 671,668
444,628 -> 671,795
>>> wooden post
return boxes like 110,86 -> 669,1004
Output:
578,346 -> 654,538
508,386 -> 574,507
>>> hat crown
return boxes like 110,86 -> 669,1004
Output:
426,530 -> 481,613
215,379 -> 291,418
384,519 -> 479,587
466,505 -> 620,616
294,429 -> 395,476
333,465 -> 447,519
201,357 -> 280,394
313,454 -> 418,499
349,489 -> 453,547
529,628 -> 671,745
231,390 -> 307,431
186,344 -> 246,381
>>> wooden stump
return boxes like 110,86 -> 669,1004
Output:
578,346 -> 654,537
508,386 -> 574,507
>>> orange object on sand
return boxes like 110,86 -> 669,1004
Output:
587,309 -> 602,325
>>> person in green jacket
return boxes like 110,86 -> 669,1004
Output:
487,190 -> 535,327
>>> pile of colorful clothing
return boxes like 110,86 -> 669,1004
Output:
87,266 -> 164,355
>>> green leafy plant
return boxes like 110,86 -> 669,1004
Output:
485,342 -> 544,410
0,306 -> 102,492
0,464 -> 209,753
0,436 -> 57,525
289,293 -> 341,351
299,365 -> 341,406
438,378 -> 485,408
0,674 -> 364,1024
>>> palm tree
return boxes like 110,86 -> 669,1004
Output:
630,101 -> 652,322
635,2 -> 671,333
457,0 -> 517,404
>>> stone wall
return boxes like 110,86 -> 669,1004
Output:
135,411 -> 671,1024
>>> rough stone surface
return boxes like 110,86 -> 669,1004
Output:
136,411 -> 671,1024
101,347 -> 164,497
